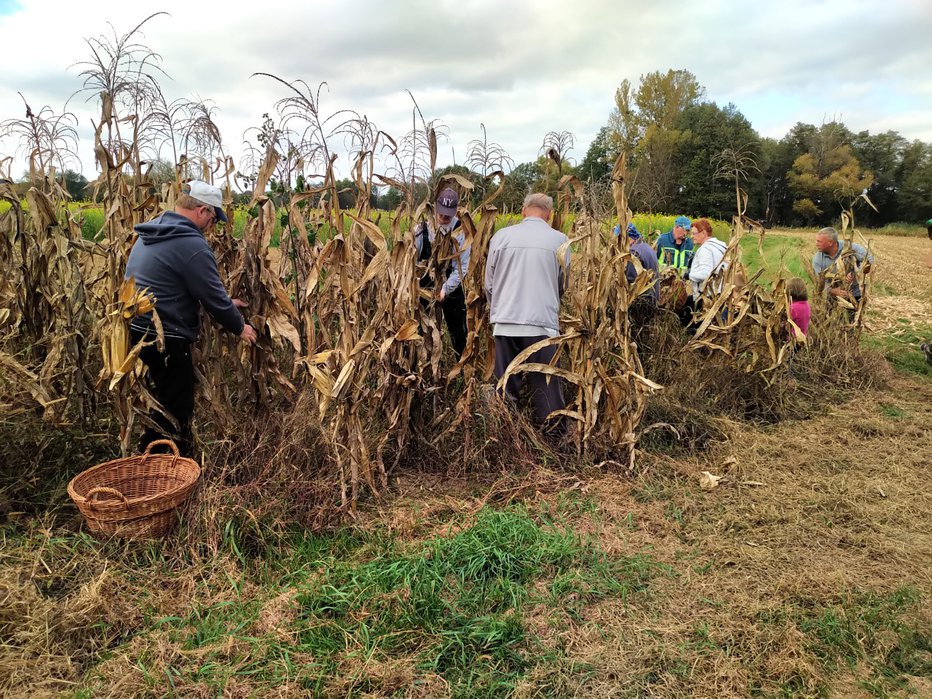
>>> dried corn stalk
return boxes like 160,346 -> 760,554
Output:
496,158 -> 661,469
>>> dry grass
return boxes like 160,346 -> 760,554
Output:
1,27 -> 929,695
493,372 -> 932,697
1,367 -> 929,697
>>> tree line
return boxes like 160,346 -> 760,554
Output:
572,70 -> 930,227
33,69 -> 932,227
370,70 -> 930,227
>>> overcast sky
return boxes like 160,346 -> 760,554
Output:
1,0 -> 930,185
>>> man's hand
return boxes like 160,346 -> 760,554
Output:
240,323 -> 258,344
829,287 -> 849,298
438,287 -> 446,301
232,298 -> 249,310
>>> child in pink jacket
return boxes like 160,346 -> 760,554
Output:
787,277 -> 810,339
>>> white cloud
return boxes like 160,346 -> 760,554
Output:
1,0 -> 930,183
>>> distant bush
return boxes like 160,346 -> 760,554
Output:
871,222 -> 926,237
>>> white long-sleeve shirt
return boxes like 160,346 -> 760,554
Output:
688,238 -> 728,300
414,217 -> 470,296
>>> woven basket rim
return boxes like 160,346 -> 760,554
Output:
67,452 -> 201,507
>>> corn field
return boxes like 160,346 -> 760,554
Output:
0,21 -> 875,520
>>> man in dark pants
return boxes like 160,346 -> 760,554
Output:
125,180 -> 257,456
484,193 -> 569,436
414,187 -> 470,357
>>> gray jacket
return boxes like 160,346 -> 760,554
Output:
484,216 -> 569,332
688,238 -> 728,300
812,241 -> 873,299
125,211 -> 244,342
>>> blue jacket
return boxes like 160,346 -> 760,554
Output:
125,211 -> 244,342
655,231 -> 694,273
625,239 -> 660,303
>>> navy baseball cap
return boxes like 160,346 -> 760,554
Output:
436,188 -> 459,217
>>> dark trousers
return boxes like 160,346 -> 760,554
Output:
130,328 -> 196,457
442,286 -> 468,357
493,335 -> 565,435
630,297 -> 658,329
678,296 -> 696,329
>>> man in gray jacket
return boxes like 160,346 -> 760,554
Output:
484,193 -> 568,435
125,180 -> 257,456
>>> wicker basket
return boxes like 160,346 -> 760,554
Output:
68,439 -> 201,538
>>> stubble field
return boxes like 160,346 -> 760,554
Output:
0,230 -> 930,698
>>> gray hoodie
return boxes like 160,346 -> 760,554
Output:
124,211 -> 244,342
484,216 -> 569,334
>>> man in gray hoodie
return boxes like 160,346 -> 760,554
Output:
484,193 -> 569,435
124,180 -> 257,456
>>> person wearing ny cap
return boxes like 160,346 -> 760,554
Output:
413,186 -> 470,357
124,180 -> 257,457
655,215 -> 695,276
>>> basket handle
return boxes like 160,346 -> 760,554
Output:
86,486 -> 129,509
142,439 -> 181,458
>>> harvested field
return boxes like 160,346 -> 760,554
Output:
765,228 -> 932,334
1,233 -> 930,697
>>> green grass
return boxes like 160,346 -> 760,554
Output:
738,232 -> 809,285
874,282 -> 898,297
872,223 -> 927,238
48,505 -> 664,696
863,325 -> 932,378
288,506 -> 664,693
877,403 -> 908,419
797,587 -> 931,696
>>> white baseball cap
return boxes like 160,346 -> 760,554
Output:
183,180 -> 228,222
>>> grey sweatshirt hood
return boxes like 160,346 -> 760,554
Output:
134,211 -> 206,244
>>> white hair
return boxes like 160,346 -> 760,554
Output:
818,227 -> 839,244
523,192 -> 553,213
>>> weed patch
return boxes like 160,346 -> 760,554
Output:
797,587 -> 932,696
290,506 -> 664,694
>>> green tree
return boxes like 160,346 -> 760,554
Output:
61,169 -> 89,201
897,140 -> 932,222
500,160 -> 543,213
673,102 -> 762,219
147,158 -> 176,186
759,137 -> 797,226
851,130 -> 907,226
378,186 -> 403,211
607,69 -> 704,212
786,122 -> 872,225
576,126 -> 614,183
